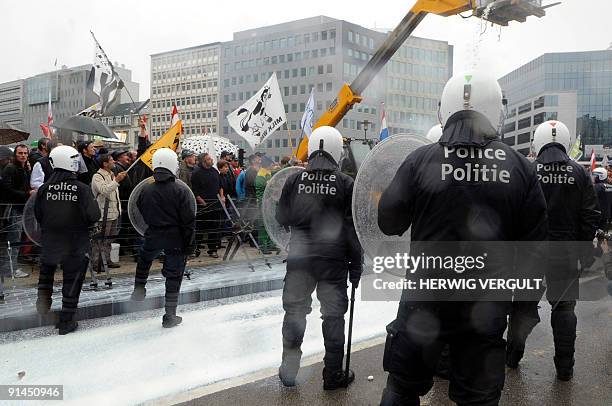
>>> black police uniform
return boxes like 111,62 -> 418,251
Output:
132,168 -> 196,323
377,111 -> 548,406
276,150 -> 363,386
34,170 -> 101,334
507,144 -> 599,378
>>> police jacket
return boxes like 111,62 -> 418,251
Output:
276,152 -> 363,271
136,168 -> 196,250
379,111 -> 548,243
34,170 -> 101,235
535,144 -> 600,241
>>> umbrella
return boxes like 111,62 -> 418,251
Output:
56,115 -> 117,140
0,122 -> 29,145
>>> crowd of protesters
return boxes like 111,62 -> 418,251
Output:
0,130 -> 305,286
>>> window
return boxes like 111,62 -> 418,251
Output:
518,102 -> 532,115
544,95 -> 559,107
517,132 -> 531,145
292,68 -> 298,77
300,68 -> 307,77
330,29 -> 336,39
304,33 -> 310,43
318,65 -> 324,74
283,138 -> 289,148
326,82 -> 332,91
312,32 -> 319,41
348,31 -> 353,43
327,64 -> 333,74
502,122 -> 516,134
533,112 -> 546,126
317,83 -> 323,92
292,86 -> 297,95
518,117 -> 532,130
321,31 -> 327,41
275,139 -> 281,148
284,87 -> 289,97
534,96 -> 545,110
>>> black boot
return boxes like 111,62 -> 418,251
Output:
554,356 -> 574,381
162,314 -> 183,328
380,387 -> 420,406
279,347 -> 302,387
506,342 -> 525,369
57,313 -> 78,335
323,368 -> 355,390
130,285 -> 146,301
36,296 -> 52,315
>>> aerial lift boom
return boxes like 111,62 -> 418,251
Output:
295,0 -> 558,161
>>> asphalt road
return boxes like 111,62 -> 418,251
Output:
178,298 -> 611,406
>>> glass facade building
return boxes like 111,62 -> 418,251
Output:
500,50 -> 612,153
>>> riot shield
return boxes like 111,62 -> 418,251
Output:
128,176 -> 197,236
351,134 -> 431,260
261,166 -> 304,251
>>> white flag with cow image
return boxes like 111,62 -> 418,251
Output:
227,73 -> 287,150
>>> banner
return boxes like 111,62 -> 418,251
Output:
227,73 -> 286,150
138,120 -> 182,170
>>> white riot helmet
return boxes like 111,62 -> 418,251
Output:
308,126 -> 343,164
593,167 -> 608,182
439,71 -> 505,132
49,145 -> 80,172
426,125 -> 443,143
533,120 -> 571,156
152,147 -> 179,175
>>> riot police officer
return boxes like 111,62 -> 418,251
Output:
276,126 -> 363,390
506,120 -> 599,381
130,148 -> 196,328
35,145 -> 101,335
377,71 -> 548,405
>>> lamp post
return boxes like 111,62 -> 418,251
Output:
359,119 -> 370,140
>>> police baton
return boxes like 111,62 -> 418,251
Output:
345,283 -> 357,382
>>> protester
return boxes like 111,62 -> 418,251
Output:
112,150 -> 135,257
220,151 -> 237,199
191,152 -> 224,258
91,154 -> 127,270
1,144 -> 32,278
130,148 -> 195,328
507,121 -> 599,381
235,168 -> 247,200
377,71 -> 548,405
178,149 -> 196,188
35,145 -> 100,335
276,126 -> 363,389
30,139 -> 59,190
77,141 -> 99,185
28,137 -> 49,169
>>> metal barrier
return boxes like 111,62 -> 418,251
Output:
0,197 -> 276,302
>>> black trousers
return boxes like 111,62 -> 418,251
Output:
282,260 -> 349,371
134,240 -> 186,315
37,233 -> 90,321
381,301 -> 510,406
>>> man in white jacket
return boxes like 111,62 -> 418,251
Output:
91,154 -> 127,270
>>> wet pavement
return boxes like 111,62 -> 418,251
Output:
179,299 -> 611,406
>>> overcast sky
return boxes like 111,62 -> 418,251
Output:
2,0 -> 609,100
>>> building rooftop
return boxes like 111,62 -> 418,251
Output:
150,42 -> 222,58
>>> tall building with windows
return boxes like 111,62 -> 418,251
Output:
0,80 -> 25,127
149,43 -> 221,140
219,16 -> 387,160
500,49 -> 612,155
13,64 -> 139,141
150,16 -> 452,160
385,36 -> 453,136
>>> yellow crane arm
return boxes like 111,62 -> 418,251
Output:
295,0 -> 477,161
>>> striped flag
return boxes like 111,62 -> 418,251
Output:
86,31 -> 123,116
379,104 -> 389,141
590,148 -> 597,172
